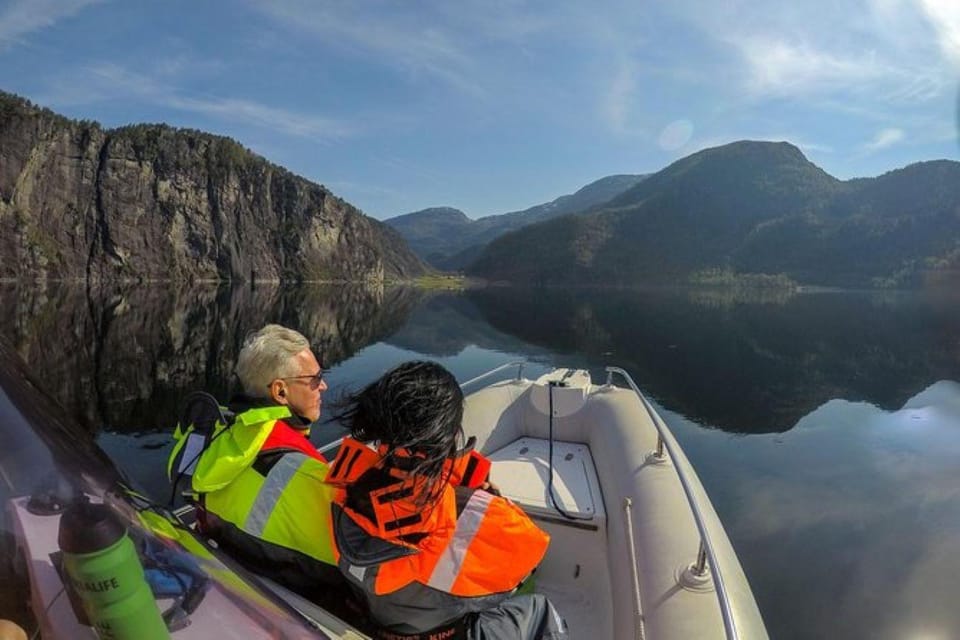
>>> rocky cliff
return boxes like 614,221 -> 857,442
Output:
0,91 -> 428,281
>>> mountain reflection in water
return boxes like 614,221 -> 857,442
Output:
677,380 -> 960,640
0,282 -> 958,640
463,287 -> 960,433
0,281 -> 426,432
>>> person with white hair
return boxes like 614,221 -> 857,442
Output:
167,324 -> 344,606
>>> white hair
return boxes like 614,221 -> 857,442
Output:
235,324 -> 310,398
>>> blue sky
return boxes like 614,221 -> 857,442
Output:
1,1 -> 958,220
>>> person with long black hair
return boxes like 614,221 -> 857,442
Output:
327,361 -> 568,640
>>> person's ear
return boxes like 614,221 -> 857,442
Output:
269,380 -> 288,405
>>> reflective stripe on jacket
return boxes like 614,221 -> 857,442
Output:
172,405 -> 337,569
328,437 -> 550,598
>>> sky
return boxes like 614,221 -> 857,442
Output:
0,1 -> 958,220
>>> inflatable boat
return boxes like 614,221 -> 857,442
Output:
1,344 -> 766,638
460,363 -> 768,640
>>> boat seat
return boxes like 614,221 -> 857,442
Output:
487,436 -> 605,527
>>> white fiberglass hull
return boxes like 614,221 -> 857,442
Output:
461,368 -> 768,640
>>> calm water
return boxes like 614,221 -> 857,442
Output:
1,281 -> 959,640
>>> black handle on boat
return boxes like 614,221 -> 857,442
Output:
604,367 -> 740,640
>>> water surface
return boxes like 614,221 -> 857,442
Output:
1,281 -> 958,640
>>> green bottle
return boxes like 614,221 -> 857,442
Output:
58,502 -> 170,640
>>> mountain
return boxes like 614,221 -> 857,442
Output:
732,160 -> 960,285
384,174 -> 646,270
0,91 -> 428,282
381,207 -> 473,265
468,141 -> 960,287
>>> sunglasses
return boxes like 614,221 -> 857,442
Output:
277,371 -> 325,390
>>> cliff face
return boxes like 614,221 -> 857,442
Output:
0,92 -> 428,281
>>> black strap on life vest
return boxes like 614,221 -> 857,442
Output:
167,392 -> 236,507
181,391 -> 235,439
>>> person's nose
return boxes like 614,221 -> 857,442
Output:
318,378 -> 328,392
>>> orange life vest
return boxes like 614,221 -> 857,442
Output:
327,437 -> 549,598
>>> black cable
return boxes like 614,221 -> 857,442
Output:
547,381 -> 594,521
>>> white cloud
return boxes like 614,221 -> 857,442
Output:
664,0 -> 953,103
173,96 -> 356,141
247,2 -> 676,141
84,63 -> 162,98
737,37 -> 890,97
0,0 -> 102,50
52,62 -> 359,142
249,1 -> 632,105
427,0 -> 555,42
250,1 -> 487,96
918,0 -> 960,66
602,61 -> 640,135
729,384 -> 960,535
863,127 -> 905,151
881,73 -> 947,103
925,119 -> 959,144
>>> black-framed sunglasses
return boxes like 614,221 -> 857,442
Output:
275,371 -> 325,390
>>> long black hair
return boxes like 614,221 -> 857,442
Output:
333,361 -> 464,506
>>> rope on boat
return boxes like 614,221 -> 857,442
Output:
623,498 -> 646,640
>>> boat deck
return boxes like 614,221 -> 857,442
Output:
488,436 -> 613,639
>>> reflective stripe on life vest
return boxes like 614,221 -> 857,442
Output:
209,448 -> 335,566
185,406 -> 337,567
244,452 -> 309,537
426,489 -> 493,592
329,437 -> 549,597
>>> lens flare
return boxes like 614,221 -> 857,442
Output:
658,119 -> 694,151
